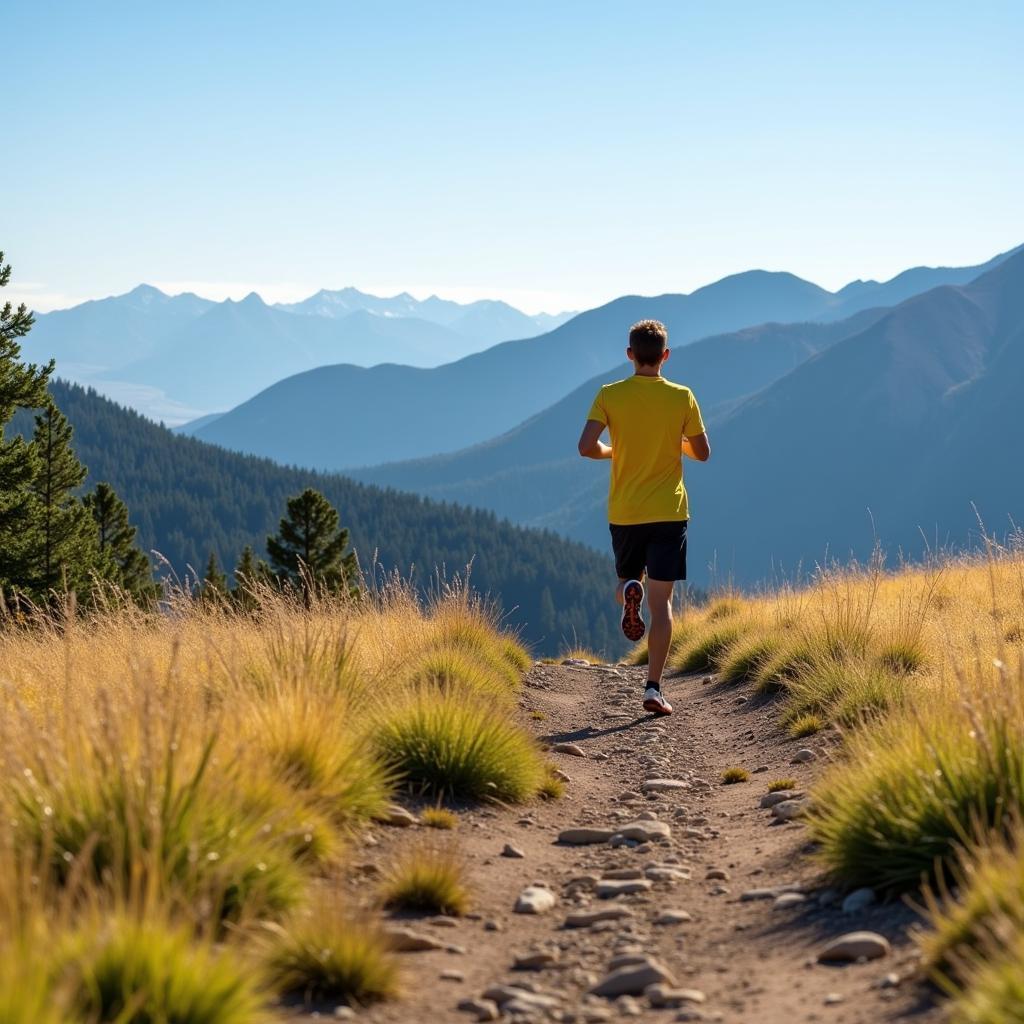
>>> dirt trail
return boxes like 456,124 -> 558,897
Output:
358,662 -> 945,1024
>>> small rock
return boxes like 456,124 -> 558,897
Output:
378,804 -> 419,827
876,972 -> 901,989
553,742 -> 587,757
646,983 -> 707,1008
646,867 -> 690,882
515,885 -> 556,914
429,916 -> 460,928
602,868 -> 645,880
709,884 -> 730,896
791,748 -> 816,764
385,927 -> 444,952
483,919 -> 502,931
441,969 -> 465,981
773,892 -> 807,909
590,958 -> 675,998
817,931 -> 891,963
753,764 -> 770,773
457,997 -> 499,1021
614,820 -> 672,842
641,779 -> 689,793
824,993 -> 845,1005
502,843 -> 526,859
558,827 -> 616,845
654,909 -> 693,925
514,950 -> 559,970
705,868 -> 729,881
564,907 -> 634,929
760,791 -> 799,808
842,887 -> 876,913
771,799 -> 807,821
333,1009 -> 355,1021
740,888 -> 778,902
596,878 -> 653,898
551,769 -> 571,783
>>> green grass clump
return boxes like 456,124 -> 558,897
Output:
374,692 -> 545,802
499,635 -> 533,673
752,638 -> 815,694
783,659 -> 907,730
720,766 -> 750,784
381,844 -> 469,915
559,646 -> 602,664
875,637 -> 929,675
423,614 -> 524,691
402,645 -> 517,702
768,778 -> 798,792
63,916 -> 267,1024
718,632 -> 785,686
787,712 -> 824,738
529,709 -> 547,721
420,807 -> 458,830
706,595 -> 745,620
538,767 -> 566,800
262,905 -> 399,1005
945,922 -> 1024,1023
672,621 -> 748,674
919,827 -> 1024,978
808,662 -> 1024,893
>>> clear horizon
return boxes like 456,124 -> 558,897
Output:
6,1 -> 1023,315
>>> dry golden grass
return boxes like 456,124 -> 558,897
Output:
0,576 -> 533,1017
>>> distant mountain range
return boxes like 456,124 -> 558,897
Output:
10,381 -> 620,656
25,285 -> 573,423
194,246 -> 1020,469
358,247 -> 1024,586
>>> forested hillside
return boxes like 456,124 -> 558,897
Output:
11,382 -> 623,656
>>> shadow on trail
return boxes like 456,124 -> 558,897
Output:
541,715 -> 657,744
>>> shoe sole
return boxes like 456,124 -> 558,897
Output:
643,698 -> 673,716
621,580 -> 645,642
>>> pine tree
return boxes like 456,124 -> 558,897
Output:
0,251 -> 54,593
28,401 -> 95,599
266,488 -> 359,602
200,551 -> 228,602
231,544 -> 270,609
83,481 -> 157,604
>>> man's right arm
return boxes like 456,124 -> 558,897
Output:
682,432 -> 711,461
578,419 -> 612,459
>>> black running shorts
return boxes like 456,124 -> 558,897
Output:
609,520 -> 688,582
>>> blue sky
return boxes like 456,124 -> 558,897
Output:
6,1 -> 1022,313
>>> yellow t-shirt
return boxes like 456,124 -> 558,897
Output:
587,375 -> 705,525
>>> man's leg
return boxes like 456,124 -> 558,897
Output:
645,578 -> 675,687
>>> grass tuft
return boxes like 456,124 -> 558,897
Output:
560,646 -> 603,664
262,904 -> 399,1005
721,766 -> 750,784
672,621 -> 748,674
768,778 -> 798,792
374,692 -> 545,802
420,807 -> 458,830
718,632 -> 785,686
381,844 -> 469,916
787,712 -> 824,738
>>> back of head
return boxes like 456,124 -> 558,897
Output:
628,319 -> 668,366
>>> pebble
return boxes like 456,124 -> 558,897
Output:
640,778 -> 689,793
791,748 -> 816,764
590,957 -> 675,997
502,843 -> 526,859
385,927 -> 444,951
740,888 -> 778,901
655,909 -> 693,925
771,799 -> 807,821
842,887 -> 876,913
553,742 -> 587,757
817,931 -> 891,962
514,950 -> 559,970
559,827 -> 616,845
705,868 -> 729,881
379,804 -> 419,827
824,993 -> 845,1005
773,892 -> 807,909
564,907 -> 635,929
760,791 -> 801,808
602,868 -> 645,880
552,769 -> 571,783
596,878 -> 652,898
441,969 -> 465,982
646,984 -> 707,1008
646,867 -> 690,882
457,998 -> 498,1021
515,885 -> 556,914
614,820 -> 672,842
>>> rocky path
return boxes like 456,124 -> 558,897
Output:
357,662 -> 945,1024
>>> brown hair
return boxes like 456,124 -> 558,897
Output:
628,319 -> 668,366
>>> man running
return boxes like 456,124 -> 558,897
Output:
577,319 -> 711,716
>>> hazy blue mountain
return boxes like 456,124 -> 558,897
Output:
194,270 -> 844,467
174,412 -> 224,435
27,284 -> 214,369
348,309 -> 887,519
277,286 -> 573,343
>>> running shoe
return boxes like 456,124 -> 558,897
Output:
620,579 -> 645,642
643,686 -> 673,716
